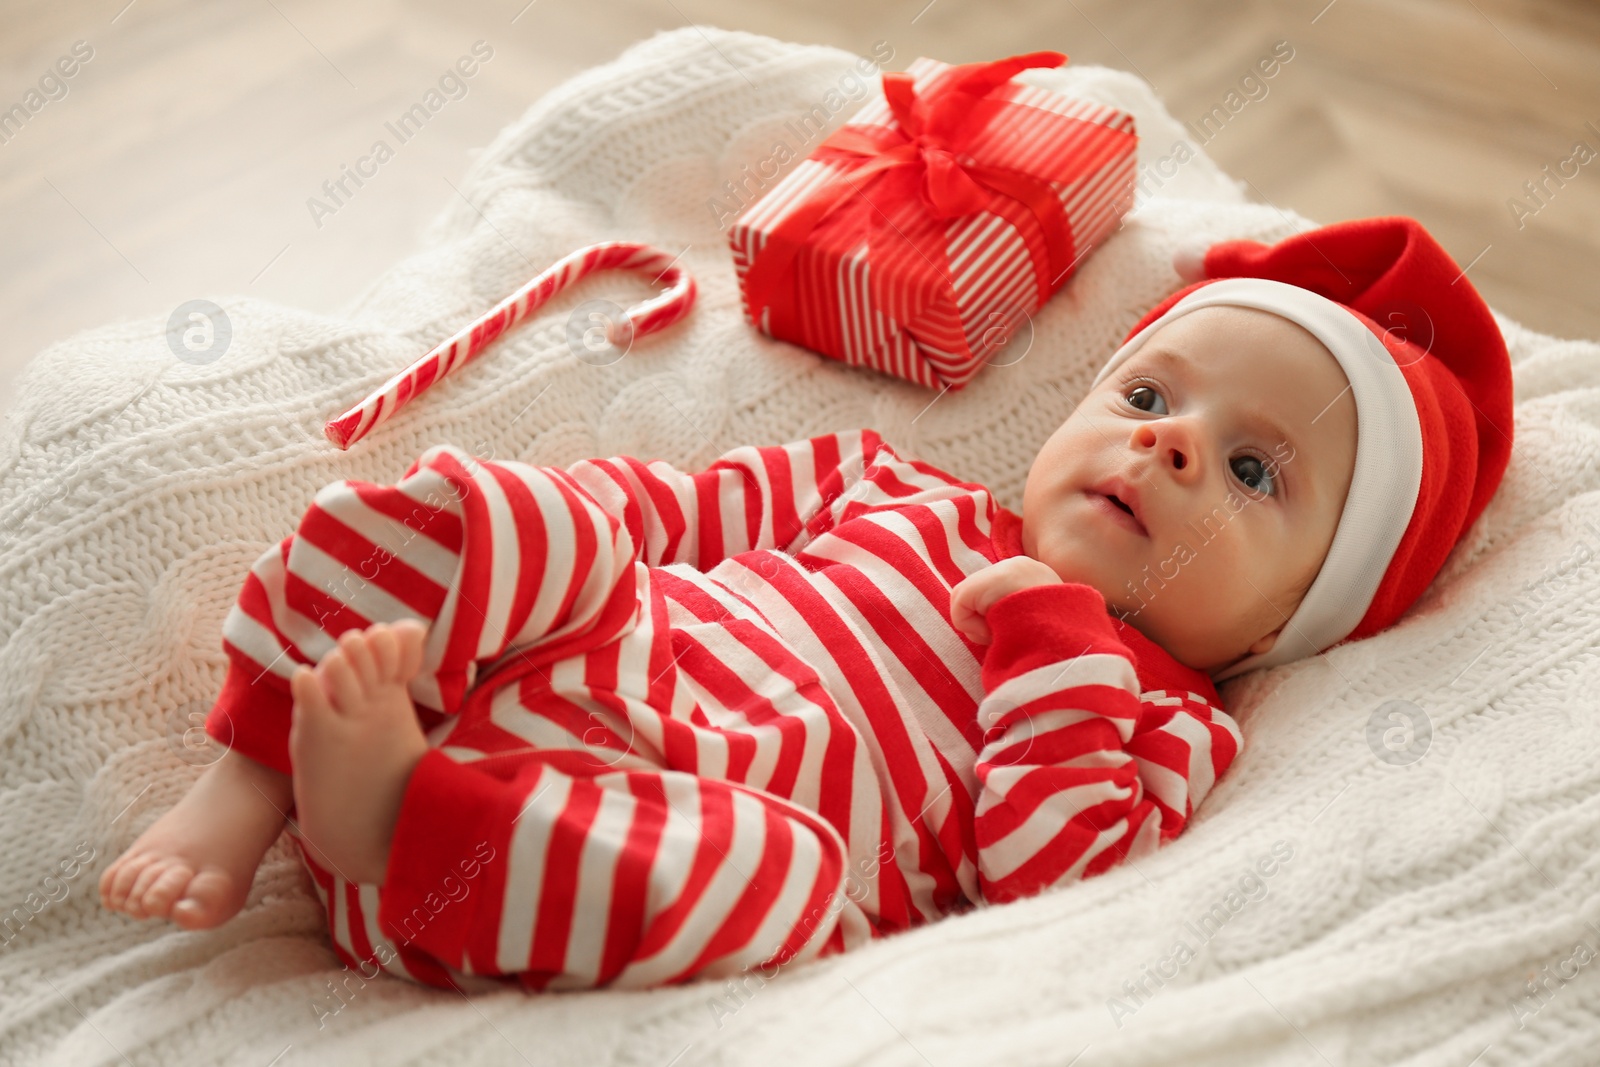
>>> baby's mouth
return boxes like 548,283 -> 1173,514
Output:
1085,489 -> 1150,538
1105,494 -> 1148,536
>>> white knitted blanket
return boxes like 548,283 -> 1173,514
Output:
4,26 -> 1598,1067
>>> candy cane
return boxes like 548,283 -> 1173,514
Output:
324,241 -> 697,450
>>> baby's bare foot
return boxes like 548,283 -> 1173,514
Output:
99,747 -> 293,929
289,620 -> 431,886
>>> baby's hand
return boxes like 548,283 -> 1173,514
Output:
950,556 -> 1063,645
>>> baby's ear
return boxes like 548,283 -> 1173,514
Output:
1247,627 -> 1283,656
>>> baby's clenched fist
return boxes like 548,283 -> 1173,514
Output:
949,555 -> 1063,645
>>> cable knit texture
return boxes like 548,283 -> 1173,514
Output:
3,27 -> 1598,1067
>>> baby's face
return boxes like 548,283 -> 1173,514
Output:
1021,305 -> 1358,675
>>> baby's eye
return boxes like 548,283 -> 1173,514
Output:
1232,454 -> 1277,497
1126,385 -> 1167,414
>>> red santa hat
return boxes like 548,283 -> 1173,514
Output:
1091,216 -> 1514,682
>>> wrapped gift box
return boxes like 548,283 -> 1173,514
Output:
730,51 -> 1138,391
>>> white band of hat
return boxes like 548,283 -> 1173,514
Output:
1089,278 -> 1424,682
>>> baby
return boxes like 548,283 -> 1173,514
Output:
100,216 -> 1511,992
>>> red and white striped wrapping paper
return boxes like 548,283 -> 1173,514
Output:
729,56 -> 1137,391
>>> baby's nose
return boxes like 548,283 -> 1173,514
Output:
1134,421 -> 1201,478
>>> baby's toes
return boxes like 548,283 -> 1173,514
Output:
138,863 -> 198,921
291,665 -> 333,718
365,624 -> 401,681
102,853 -> 154,911
170,868 -> 240,930
316,647 -> 366,712
391,619 -> 427,680
337,629 -> 380,690
98,857 -> 123,905
125,859 -> 177,919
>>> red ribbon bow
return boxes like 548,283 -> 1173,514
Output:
742,51 -> 1128,344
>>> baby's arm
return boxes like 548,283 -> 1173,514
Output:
956,576 -> 1243,904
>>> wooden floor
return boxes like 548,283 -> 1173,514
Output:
2,0 -> 1596,408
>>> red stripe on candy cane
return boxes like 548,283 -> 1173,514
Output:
324,241 -> 697,450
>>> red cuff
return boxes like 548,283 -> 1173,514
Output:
206,659 -> 295,776
377,749 -> 507,967
981,581 -> 1131,692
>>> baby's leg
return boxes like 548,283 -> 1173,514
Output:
297,713 -> 858,991
99,619 -> 430,926
103,443 -> 644,930
287,620 -> 431,885
98,744 -> 293,929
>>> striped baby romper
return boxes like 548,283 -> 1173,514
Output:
203,427 -> 1242,992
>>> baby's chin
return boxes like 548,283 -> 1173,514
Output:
1024,550 -> 1127,611
1029,544 -> 1261,674
1081,585 -> 1238,673
1026,541 -> 1236,662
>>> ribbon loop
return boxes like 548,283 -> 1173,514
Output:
742,51 -> 1075,325
882,72 -> 923,138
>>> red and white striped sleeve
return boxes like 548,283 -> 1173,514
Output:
557,427 -> 918,570
970,582 -> 1244,905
